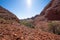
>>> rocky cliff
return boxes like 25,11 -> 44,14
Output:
30,0 -> 60,35
45,0 -> 60,20
34,0 -> 60,21
0,6 -> 19,23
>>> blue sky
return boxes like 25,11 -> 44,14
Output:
0,0 -> 51,19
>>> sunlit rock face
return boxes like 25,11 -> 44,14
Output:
31,0 -> 60,32
34,0 -> 60,21
44,0 -> 60,20
0,6 -> 19,22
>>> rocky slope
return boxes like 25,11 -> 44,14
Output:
45,0 -> 60,20
31,0 -> 60,32
0,24 -> 60,40
34,0 -> 60,21
0,6 -> 19,23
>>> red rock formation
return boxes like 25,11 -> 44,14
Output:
30,0 -> 60,35
45,0 -> 60,20
33,0 -> 60,21
0,6 -> 19,23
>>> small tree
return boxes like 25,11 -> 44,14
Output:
20,21 -> 35,28
48,21 -> 60,35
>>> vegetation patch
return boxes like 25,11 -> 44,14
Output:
48,21 -> 60,35
20,20 -> 35,28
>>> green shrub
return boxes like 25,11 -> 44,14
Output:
20,21 -> 35,28
48,21 -> 60,35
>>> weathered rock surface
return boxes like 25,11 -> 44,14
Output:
28,0 -> 60,36
0,6 -> 19,23
0,24 -> 60,40
45,0 -> 60,20
33,0 -> 60,21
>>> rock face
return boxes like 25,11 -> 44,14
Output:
32,0 -> 60,28
34,0 -> 60,21
42,0 -> 60,20
0,6 -> 19,22
30,0 -> 60,35
44,0 -> 60,20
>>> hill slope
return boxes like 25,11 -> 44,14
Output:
0,6 -> 19,23
34,0 -> 60,21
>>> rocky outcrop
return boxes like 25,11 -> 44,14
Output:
33,0 -> 60,21
45,0 -> 60,20
30,0 -> 60,35
0,6 -> 19,23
